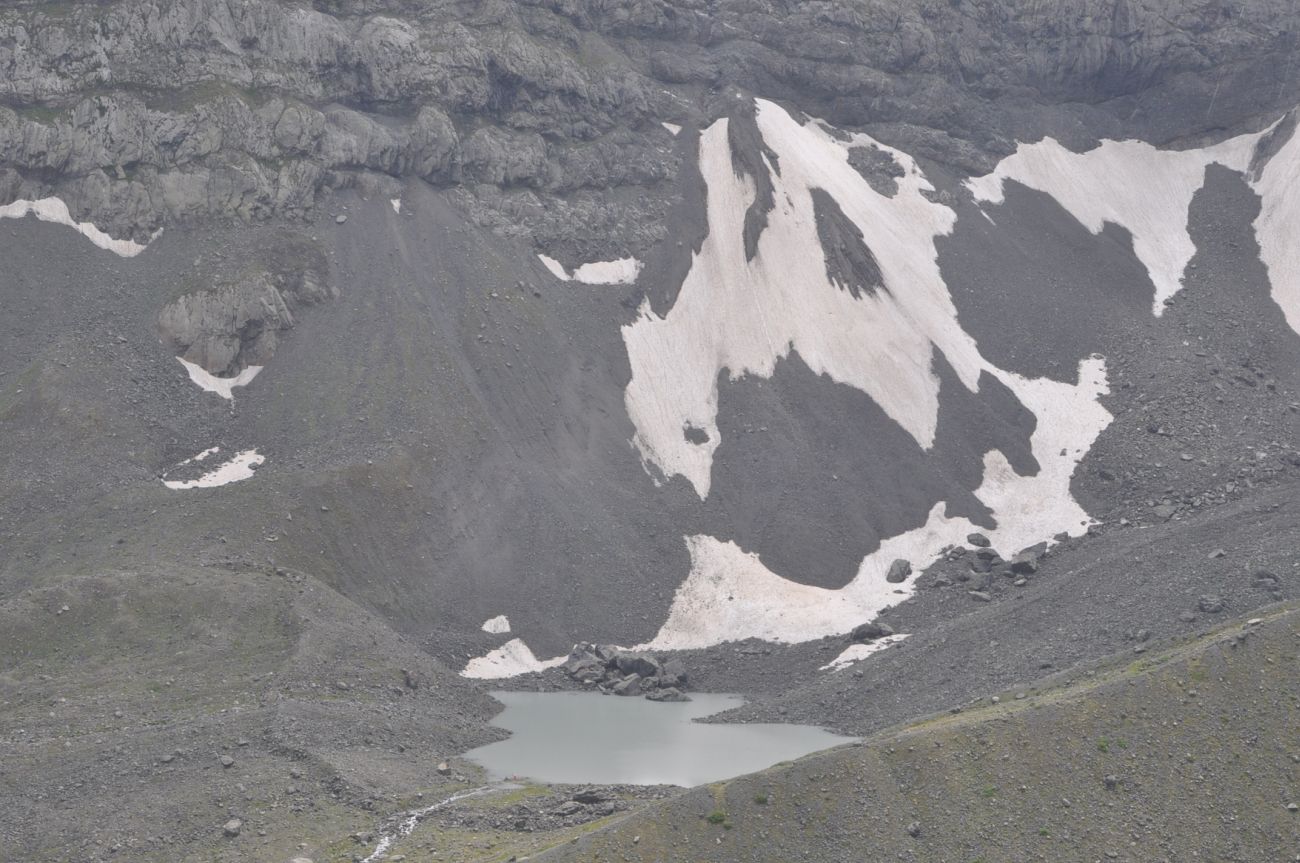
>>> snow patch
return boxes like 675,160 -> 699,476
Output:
662,122 -> 682,137
175,447 -> 221,466
390,198 -> 402,214
967,131 -> 1263,314
623,106 -> 978,497
162,449 -> 264,490
820,635 -> 909,671
0,197 -> 157,257
622,101 -> 1113,651
1248,117 -> 1300,335
177,357 -> 262,400
461,638 -> 564,679
481,614 -> 511,634
642,355 -> 1109,650
538,254 -> 643,285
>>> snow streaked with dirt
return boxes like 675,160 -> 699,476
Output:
622,101 -> 1113,651
538,254 -> 643,285
820,635 -> 909,671
623,104 -> 985,497
640,355 -> 1108,650
177,357 -> 262,399
0,197 -> 157,257
462,638 -> 564,679
967,130 -> 1263,315
1248,117 -> 1300,335
162,449 -> 264,490
481,614 -> 511,634
390,198 -> 402,214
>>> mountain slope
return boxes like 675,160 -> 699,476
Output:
539,603 -> 1300,863
1,2 -> 1299,861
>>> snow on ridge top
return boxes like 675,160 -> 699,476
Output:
538,254 -> 643,285
177,357 -> 262,400
0,197 -> 158,257
966,129 -> 1265,316
162,449 -> 264,490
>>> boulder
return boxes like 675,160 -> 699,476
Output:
612,651 -> 661,679
1009,555 -> 1038,575
966,532 -> 991,547
850,621 -> 894,642
222,819 -> 242,838
611,673 -> 642,696
646,687 -> 690,702
564,656 -> 605,684
1198,595 -> 1226,614
658,658 -> 688,688
885,558 -> 912,583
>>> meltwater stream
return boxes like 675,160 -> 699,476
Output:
464,692 -> 856,787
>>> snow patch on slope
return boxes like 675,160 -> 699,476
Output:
820,635 -> 909,672
1248,118 -> 1300,335
481,615 -> 511,634
390,198 -> 402,214
621,101 -> 1112,651
966,131 -> 1263,315
538,254 -> 643,285
162,449 -> 264,490
0,197 -> 158,257
623,106 -> 985,498
177,357 -> 262,399
462,638 -> 563,679
662,122 -> 682,137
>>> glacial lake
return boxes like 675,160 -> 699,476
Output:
464,691 -> 856,787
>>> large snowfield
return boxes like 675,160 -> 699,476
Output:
466,99 -> 1300,676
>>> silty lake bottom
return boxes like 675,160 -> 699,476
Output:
463,691 -> 858,787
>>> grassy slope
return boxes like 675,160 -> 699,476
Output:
537,604 -> 1300,863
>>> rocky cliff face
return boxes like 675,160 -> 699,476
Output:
1,0 -> 1294,258
156,228 -> 334,374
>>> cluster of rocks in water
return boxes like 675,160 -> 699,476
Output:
562,644 -> 690,702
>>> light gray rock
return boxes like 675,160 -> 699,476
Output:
611,673 -> 641,696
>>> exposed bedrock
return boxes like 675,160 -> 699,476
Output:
157,230 -> 334,374
0,0 -> 1294,252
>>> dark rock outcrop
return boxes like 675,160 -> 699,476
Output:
563,643 -> 691,700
